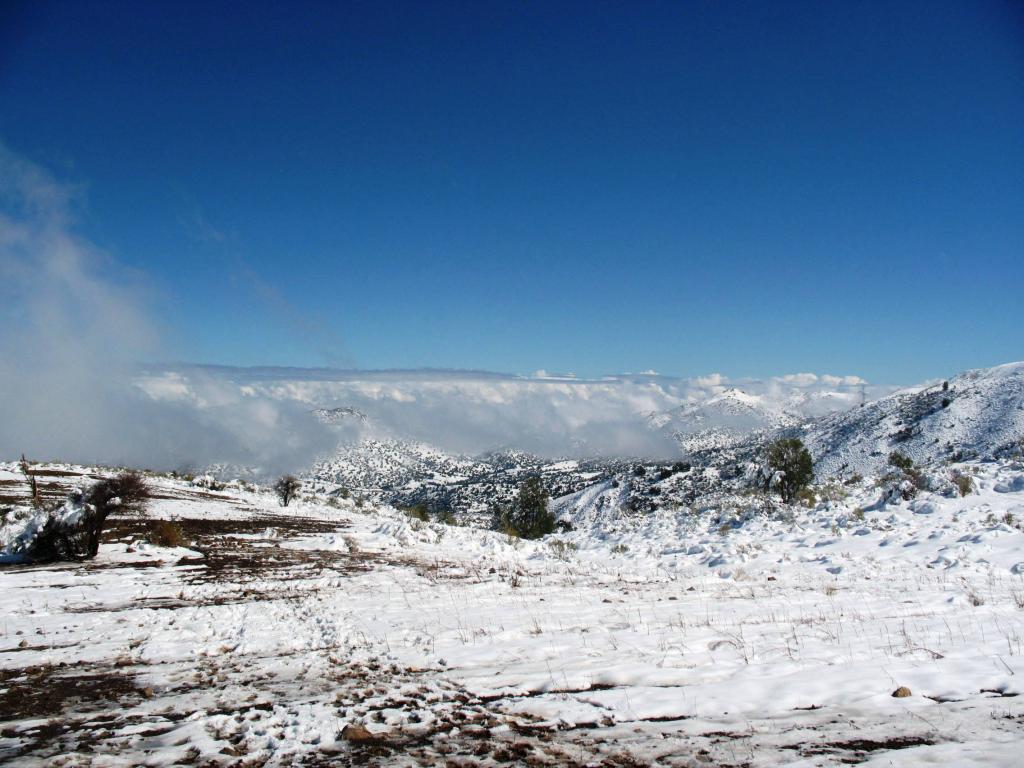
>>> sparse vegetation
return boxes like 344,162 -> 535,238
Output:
547,539 -> 578,561
19,454 -> 41,509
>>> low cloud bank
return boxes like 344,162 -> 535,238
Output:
138,366 -> 890,462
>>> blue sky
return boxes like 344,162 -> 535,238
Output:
1,0 -> 1022,383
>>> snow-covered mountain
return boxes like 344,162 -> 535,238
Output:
654,387 -> 800,453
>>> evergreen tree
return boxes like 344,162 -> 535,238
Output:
764,438 -> 814,503
499,475 -> 555,539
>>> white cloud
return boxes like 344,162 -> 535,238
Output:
777,373 -> 819,387
694,373 -> 727,388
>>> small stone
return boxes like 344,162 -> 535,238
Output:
18,639 -> 29,648
892,686 -> 912,698
341,724 -> 380,743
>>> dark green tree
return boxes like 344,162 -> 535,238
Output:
498,476 -> 555,539
764,438 -> 814,503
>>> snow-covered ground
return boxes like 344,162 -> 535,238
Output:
2,461 -> 1023,765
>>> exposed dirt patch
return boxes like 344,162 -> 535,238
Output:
0,663 -> 139,722
787,734 -> 937,761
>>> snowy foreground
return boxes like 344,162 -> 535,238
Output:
2,464 -> 1024,766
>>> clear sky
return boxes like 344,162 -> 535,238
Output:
1,0 -> 1022,383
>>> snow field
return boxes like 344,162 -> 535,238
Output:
1,460 -> 1023,765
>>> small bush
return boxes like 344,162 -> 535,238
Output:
953,473 -> 973,497
435,508 -> 457,525
547,539 -> 578,561
148,520 -> 186,548
796,487 -> 817,507
403,504 -> 430,522
633,465 -> 647,477
889,451 -> 914,472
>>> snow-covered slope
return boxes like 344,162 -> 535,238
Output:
797,362 -> 1024,477
310,438 -> 489,492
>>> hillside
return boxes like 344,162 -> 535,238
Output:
795,361 -> 1024,478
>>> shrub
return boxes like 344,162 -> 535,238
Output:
148,520 -> 186,548
435,508 -> 457,525
764,438 -> 814,503
20,472 -> 149,562
19,454 -> 41,509
547,539 -> 578,561
403,503 -> 430,522
953,473 -> 974,497
273,475 -> 301,507
889,451 -> 914,472
633,465 -> 647,477
796,487 -> 817,507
